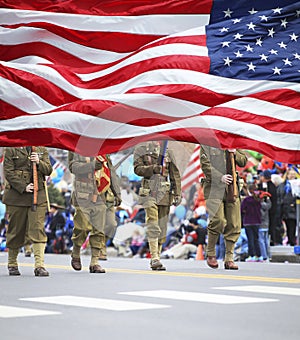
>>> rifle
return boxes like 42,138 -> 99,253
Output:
158,140 -> 168,175
226,151 -> 238,203
31,146 -> 38,211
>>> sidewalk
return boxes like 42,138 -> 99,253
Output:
270,245 -> 300,263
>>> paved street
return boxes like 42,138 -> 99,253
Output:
1,253 -> 300,340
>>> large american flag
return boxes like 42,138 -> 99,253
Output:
0,0 -> 299,163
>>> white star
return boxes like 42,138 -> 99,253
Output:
269,49 -> 278,55
220,27 -> 229,33
259,15 -> 268,21
245,44 -> 254,52
247,62 -> 256,71
272,7 -> 282,14
280,18 -> 288,28
221,41 -> 231,47
223,57 -> 232,66
272,66 -> 282,75
295,10 -> 300,17
268,28 -> 275,38
278,41 -> 287,49
234,50 -> 243,58
294,53 -> 300,60
282,58 -> 292,66
223,8 -> 233,18
247,22 -> 256,30
259,54 -> 269,62
289,33 -> 298,41
248,8 -> 258,15
256,38 -> 263,46
233,33 -> 243,40
232,18 -> 242,24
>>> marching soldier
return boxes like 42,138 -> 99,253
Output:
133,141 -> 181,271
3,146 -> 53,276
200,146 -> 247,270
69,152 -> 109,273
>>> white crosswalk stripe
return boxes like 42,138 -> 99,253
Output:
213,285 -> 300,296
119,290 -> 278,304
20,295 -> 171,311
0,305 -> 61,318
5,284 -> 298,318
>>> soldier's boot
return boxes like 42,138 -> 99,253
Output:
149,239 -> 166,271
8,248 -> 21,276
32,243 -> 49,277
89,248 -> 105,273
24,244 -> 32,257
224,239 -> 238,270
206,232 -> 219,269
71,245 -> 82,271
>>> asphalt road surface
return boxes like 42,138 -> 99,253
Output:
1,253 -> 300,340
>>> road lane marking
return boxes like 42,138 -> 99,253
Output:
20,296 -> 170,311
1,262 -> 299,284
119,290 -> 278,304
213,285 -> 300,296
0,305 -> 60,318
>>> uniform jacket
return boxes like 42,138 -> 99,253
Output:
200,146 -> 247,200
133,142 -> 181,206
3,147 -> 52,206
69,152 -> 105,206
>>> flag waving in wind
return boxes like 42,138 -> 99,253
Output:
0,0 -> 300,163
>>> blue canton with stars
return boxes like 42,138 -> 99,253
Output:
206,0 -> 300,82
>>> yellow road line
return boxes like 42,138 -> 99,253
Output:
1,262 -> 299,284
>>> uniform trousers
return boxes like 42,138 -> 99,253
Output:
205,198 -> 241,262
72,204 -> 106,251
6,204 -> 47,248
145,204 -> 169,245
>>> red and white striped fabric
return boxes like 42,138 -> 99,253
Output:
0,0 -> 299,163
181,145 -> 204,192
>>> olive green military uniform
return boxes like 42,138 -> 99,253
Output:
3,147 -> 52,274
99,155 -> 121,259
134,142 -> 181,270
200,146 -> 247,263
69,152 -> 107,269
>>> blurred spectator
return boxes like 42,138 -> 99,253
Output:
63,207 -> 75,251
125,229 -> 145,257
277,168 -> 298,246
161,218 -> 206,259
259,192 -> 272,261
234,228 -> 248,262
241,184 -> 263,262
130,205 -> 145,225
258,170 -> 281,245
119,176 -> 138,215
45,203 -> 66,253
